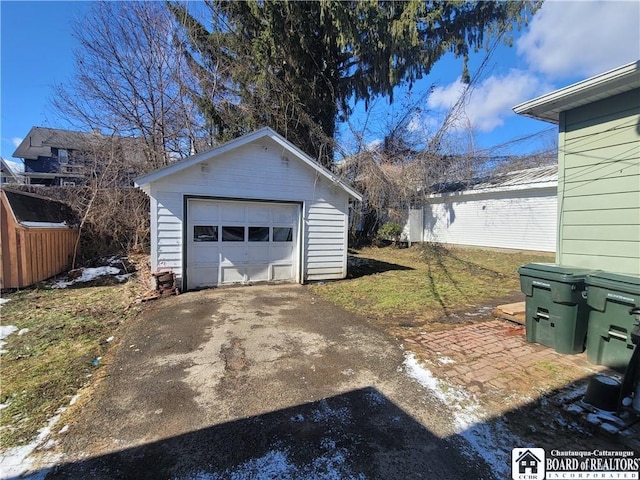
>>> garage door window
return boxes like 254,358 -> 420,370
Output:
194,225 -> 217,242
249,226 -> 270,242
273,227 -> 293,242
222,226 -> 245,241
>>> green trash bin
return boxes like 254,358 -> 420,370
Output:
518,263 -> 593,354
585,272 -> 640,370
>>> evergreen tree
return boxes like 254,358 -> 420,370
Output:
170,0 -> 539,166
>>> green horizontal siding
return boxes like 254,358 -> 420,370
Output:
563,191 -> 640,211
558,88 -> 640,276
563,225 -> 640,242
561,253 -> 640,275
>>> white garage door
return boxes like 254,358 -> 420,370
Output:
187,199 -> 300,289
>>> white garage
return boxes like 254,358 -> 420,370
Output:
135,128 -> 362,291
404,165 -> 558,252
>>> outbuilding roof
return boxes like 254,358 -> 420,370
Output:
430,164 -> 557,196
1,188 -> 78,227
134,127 -> 362,201
513,61 -> 640,123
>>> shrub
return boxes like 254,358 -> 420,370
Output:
376,222 -> 403,246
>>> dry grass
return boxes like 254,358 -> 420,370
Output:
310,244 -> 553,336
0,273 -> 145,449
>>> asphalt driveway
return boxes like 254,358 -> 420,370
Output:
40,284 -> 497,479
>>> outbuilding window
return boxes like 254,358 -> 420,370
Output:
249,226 -> 270,242
273,227 -> 293,242
194,225 -> 217,242
222,226 -> 245,241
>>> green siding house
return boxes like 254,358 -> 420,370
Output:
514,62 -> 640,276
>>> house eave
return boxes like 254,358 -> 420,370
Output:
513,61 -> 640,123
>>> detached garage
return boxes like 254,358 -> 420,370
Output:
405,165 -> 558,252
135,127 -> 362,291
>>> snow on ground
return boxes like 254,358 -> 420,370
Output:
52,266 -> 121,288
0,298 -> 10,307
403,352 -> 525,479
0,325 -> 18,354
0,412 -> 63,480
182,447 -> 366,480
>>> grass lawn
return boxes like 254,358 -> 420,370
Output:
310,244 -> 553,336
0,280 -> 143,449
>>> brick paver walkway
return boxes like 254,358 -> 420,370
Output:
404,319 -> 613,411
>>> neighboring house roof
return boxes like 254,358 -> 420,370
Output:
13,127 -> 100,160
513,61 -> 640,123
430,164 -> 557,196
12,126 -> 145,164
135,127 -> 363,201
0,157 -> 21,183
1,188 -> 78,227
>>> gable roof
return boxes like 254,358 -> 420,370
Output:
134,127 -> 362,201
12,127 -> 145,167
13,127 -> 100,160
1,188 -> 78,227
513,61 -> 640,123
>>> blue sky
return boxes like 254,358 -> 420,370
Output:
1,1 -> 639,172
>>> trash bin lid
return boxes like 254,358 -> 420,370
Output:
586,271 -> 640,296
517,263 -> 594,283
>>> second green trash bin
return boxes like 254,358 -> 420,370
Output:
585,272 -> 640,370
518,263 -> 593,354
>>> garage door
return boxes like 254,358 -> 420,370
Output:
187,199 -> 300,289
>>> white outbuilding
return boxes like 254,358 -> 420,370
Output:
135,127 -> 362,291
405,165 -> 558,252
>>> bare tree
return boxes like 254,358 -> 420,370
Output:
338,33 -> 556,241
53,1 -> 209,171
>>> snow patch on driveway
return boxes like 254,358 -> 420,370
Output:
403,352 -> 523,479
182,447 -> 366,480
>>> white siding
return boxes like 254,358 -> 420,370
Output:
420,188 -> 557,252
148,138 -> 350,286
306,202 -> 348,281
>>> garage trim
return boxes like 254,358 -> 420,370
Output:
183,195 -> 304,289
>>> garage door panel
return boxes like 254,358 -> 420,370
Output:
273,208 -> 295,223
220,266 -> 245,284
248,245 -> 270,262
190,266 -> 219,288
272,265 -> 293,281
221,245 -> 245,264
191,203 -> 219,222
246,265 -> 270,282
191,245 -> 219,265
270,245 -> 294,262
222,204 -> 246,222
248,205 -> 272,223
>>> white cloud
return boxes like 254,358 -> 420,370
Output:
365,138 -> 383,151
427,70 -> 547,133
11,137 -> 23,148
518,1 -> 640,79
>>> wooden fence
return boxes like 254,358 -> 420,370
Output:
1,210 -> 78,289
